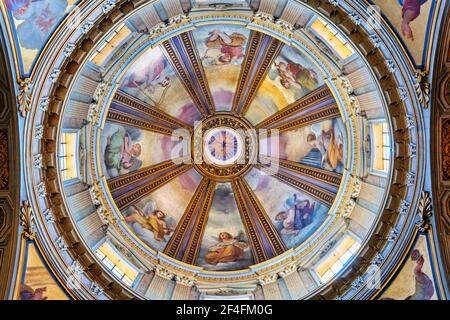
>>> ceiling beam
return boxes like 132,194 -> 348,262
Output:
255,85 -> 333,129
162,32 -> 215,116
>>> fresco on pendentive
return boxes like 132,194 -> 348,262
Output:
370,0 -> 435,65
380,235 -> 438,300
276,118 -> 347,174
193,24 -> 251,111
5,0 -> 79,73
118,46 -> 201,125
246,46 -> 325,125
122,169 -> 203,252
245,168 -> 329,249
100,122 -> 182,179
197,183 -> 254,271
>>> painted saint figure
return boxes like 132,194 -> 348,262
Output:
104,127 -> 142,177
204,232 -> 249,265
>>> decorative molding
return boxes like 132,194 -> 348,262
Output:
87,82 -> 108,125
56,236 -> 69,251
36,182 -> 47,198
257,165 -> 336,206
49,69 -> 61,83
17,78 -> 31,118
0,129 -> 8,191
164,178 -> 210,259
256,86 -> 333,129
33,154 -> 44,169
260,156 -> 342,188
34,125 -> 44,140
107,110 -> 174,136
102,0 -> 117,13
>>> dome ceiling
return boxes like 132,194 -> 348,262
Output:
17,0 -> 429,300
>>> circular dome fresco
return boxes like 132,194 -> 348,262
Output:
25,0 -> 424,300
98,21 -> 351,273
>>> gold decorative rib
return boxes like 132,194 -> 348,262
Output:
231,180 -> 269,263
182,179 -> 216,265
164,178 -> 210,259
255,165 -> 335,207
256,85 -> 333,129
114,91 -> 192,131
232,32 -> 284,115
114,164 -> 193,210
108,158 -> 188,193
236,178 -> 288,258
259,156 -> 343,188
107,110 -> 174,136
